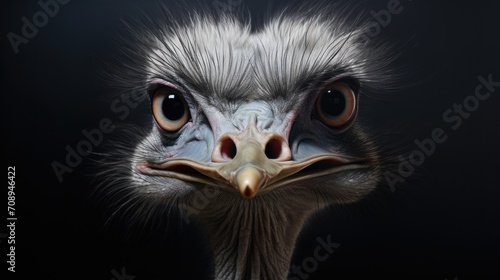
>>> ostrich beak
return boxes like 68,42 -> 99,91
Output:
211,116 -> 287,198
139,115 -> 371,199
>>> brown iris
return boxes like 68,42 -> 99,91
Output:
315,83 -> 357,128
151,87 -> 190,133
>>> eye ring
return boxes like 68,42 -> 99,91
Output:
151,87 -> 191,133
315,83 -> 357,128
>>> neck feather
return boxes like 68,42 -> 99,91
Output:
196,191 -> 324,280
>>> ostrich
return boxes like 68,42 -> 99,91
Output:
100,2 -> 395,279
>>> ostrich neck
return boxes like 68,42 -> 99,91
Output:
197,195 -> 321,280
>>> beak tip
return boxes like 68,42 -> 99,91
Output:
235,166 -> 266,199
242,186 -> 256,198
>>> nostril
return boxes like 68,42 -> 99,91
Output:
265,138 -> 283,159
220,138 -> 237,160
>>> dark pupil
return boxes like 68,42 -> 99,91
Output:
321,89 -> 346,117
162,94 -> 185,121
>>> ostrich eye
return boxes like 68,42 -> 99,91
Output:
151,87 -> 190,132
315,83 -> 356,128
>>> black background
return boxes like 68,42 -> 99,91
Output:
2,0 -> 500,279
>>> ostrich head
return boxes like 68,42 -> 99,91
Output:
101,3 -> 394,279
